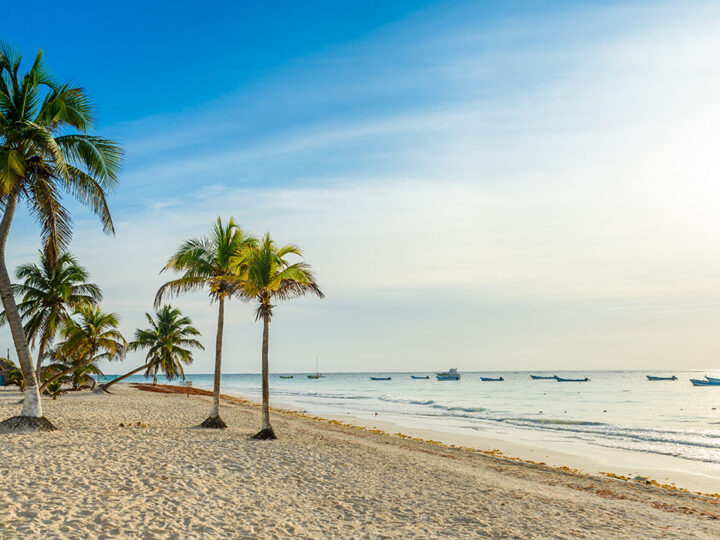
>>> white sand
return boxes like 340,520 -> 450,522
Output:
1,385 -> 719,539
321,413 -> 720,495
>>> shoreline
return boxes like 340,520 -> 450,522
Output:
2,384 -> 720,538
202,385 -> 720,497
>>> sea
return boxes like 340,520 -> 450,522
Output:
112,370 -> 720,489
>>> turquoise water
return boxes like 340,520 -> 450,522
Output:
111,370 -> 720,465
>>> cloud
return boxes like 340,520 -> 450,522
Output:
4,0 -> 720,373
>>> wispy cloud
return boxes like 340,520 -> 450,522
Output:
5,0 -> 720,372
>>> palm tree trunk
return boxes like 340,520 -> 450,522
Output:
97,363 -> 151,393
251,312 -> 276,440
0,193 -> 55,431
38,365 -> 74,394
200,295 -> 227,428
40,344 -> 97,394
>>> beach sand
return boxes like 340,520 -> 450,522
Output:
1,385 -> 719,539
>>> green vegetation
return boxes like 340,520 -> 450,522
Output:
0,42 -> 122,429
40,306 -> 126,394
234,233 -> 324,439
99,305 -> 203,392
155,217 -> 256,429
0,252 -> 101,374
0,44 -> 324,436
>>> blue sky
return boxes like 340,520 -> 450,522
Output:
5,0 -> 720,373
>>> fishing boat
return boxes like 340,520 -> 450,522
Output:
436,368 -> 460,381
370,376 -> 391,381
705,376 -> 720,383
530,375 -> 557,380
555,376 -> 590,382
691,378 -> 720,386
411,375 -> 430,379
480,376 -> 504,381
306,357 -> 324,379
279,375 -> 294,379
646,375 -> 677,381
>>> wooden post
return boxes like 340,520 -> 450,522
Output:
185,380 -> 193,397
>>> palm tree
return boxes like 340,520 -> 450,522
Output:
39,306 -> 126,394
0,44 -> 122,431
0,252 -> 102,374
155,218 -> 255,428
234,233 -> 324,439
99,305 -> 203,392
69,363 -> 103,391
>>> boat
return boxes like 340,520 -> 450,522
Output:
307,357 -> 324,379
705,376 -> 720,383
480,376 -> 504,381
411,375 -> 430,379
436,368 -> 460,381
279,375 -> 294,379
555,376 -> 590,382
530,375 -> 557,380
691,378 -> 720,386
370,376 -> 391,381
646,375 -> 677,381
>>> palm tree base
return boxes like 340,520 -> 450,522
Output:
250,427 -> 277,440
0,415 -> 57,433
199,415 -> 227,429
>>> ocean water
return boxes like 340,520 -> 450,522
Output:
116,370 -> 720,467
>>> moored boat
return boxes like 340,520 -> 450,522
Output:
370,376 -> 391,381
646,375 -> 677,381
279,375 -> 294,379
480,376 -> 504,381
691,378 -> 720,386
436,368 -> 460,381
555,376 -> 590,382
705,376 -> 720,383
411,375 -> 430,379
307,356 -> 323,379
530,375 -> 556,380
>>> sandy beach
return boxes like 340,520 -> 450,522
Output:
2,385 -> 720,539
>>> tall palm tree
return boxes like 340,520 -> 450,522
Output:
39,306 -> 126,394
155,217 -> 255,428
234,233 -> 323,439
0,44 -> 122,431
99,305 -> 203,392
0,252 -> 102,374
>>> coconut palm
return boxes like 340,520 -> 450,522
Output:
39,306 -> 126,394
69,362 -> 103,391
0,44 -> 122,431
0,252 -> 102,374
38,352 -> 101,395
43,376 -> 68,400
155,218 -> 255,428
99,305 -> 203,392
234,233 -> 323,439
